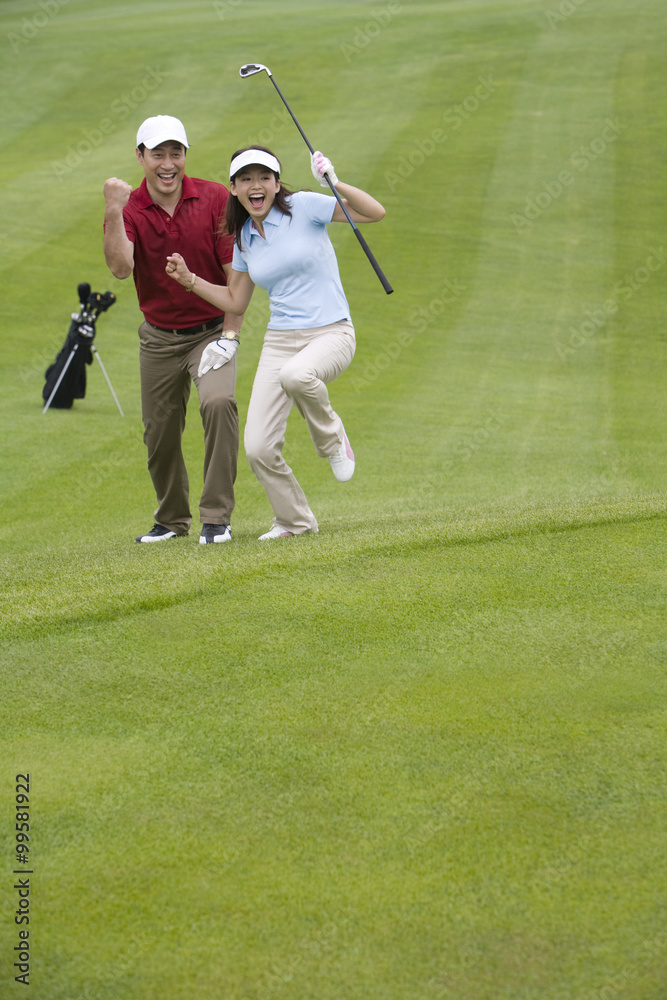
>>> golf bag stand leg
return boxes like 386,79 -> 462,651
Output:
91,345 -> 125,416
42,345 -> 79,414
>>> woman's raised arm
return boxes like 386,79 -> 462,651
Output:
166,253 -> 255,314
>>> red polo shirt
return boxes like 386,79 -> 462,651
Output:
118,175 -> 235,329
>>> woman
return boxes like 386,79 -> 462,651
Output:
166,145 -> 385,540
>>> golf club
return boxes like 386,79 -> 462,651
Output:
239,63 -> 393,294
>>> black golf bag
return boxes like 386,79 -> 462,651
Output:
42,284 -> 116,410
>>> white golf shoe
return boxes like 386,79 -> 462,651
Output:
258,525 -> 294,540
329,424 -> 355,482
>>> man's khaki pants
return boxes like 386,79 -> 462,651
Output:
244,321 -> 355,534
139,320 -> 238,534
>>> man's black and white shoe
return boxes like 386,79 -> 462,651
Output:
135,523 -> 180,543
199,523 -> 232,544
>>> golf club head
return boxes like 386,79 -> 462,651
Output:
239,63 -> 272,78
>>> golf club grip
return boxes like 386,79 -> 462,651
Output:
352,227 -> 394,294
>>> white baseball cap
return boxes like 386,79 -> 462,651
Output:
229,148 -> 281,179
136,115 -> 189,149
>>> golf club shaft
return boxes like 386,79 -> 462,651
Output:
266,75 -> 393,295
268,76 -> 314,154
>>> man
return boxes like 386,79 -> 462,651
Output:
103,115 -> 243,544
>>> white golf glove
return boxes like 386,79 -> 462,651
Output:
311,150 -> 338,188
198,337 -> 238,377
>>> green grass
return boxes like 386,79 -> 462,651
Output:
1,1 -> 666,998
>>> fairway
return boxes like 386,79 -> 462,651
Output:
1,1 -> 666,998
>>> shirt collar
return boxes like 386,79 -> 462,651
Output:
136,174 -> 199,210
248,203 -> 283,238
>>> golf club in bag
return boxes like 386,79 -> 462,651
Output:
239,63 -> 394,295
42,283 -> 124,415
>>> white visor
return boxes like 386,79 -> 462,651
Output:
230,149 -> 281,179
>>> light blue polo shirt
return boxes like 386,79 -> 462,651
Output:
232,191 -> 351,329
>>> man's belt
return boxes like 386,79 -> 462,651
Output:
152,316 -> 225,336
